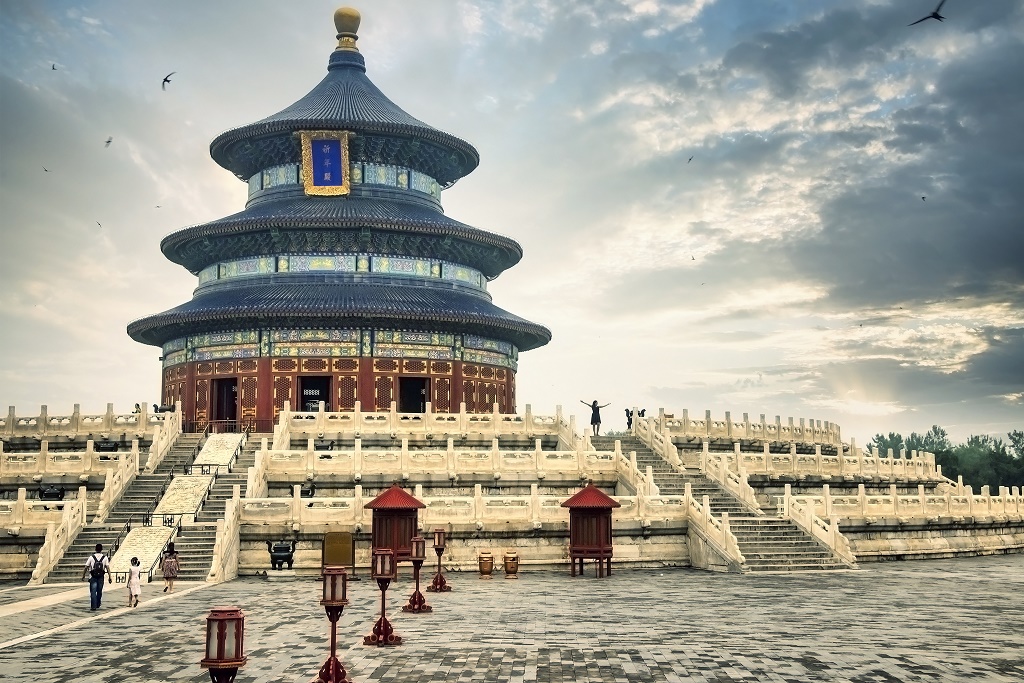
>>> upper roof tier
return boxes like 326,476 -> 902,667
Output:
209,9 -> 479,185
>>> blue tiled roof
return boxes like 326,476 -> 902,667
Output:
127,281 -> 551,351
160,196 -> 523,277
210,50 -> 479,183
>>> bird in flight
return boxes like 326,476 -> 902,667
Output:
922,196 -> 926,201
155,205 -> 162,209
688,156 -> 694,163
51,63 -> 57,70
161,72 -> 175,90
96,221 -> 102,229
909,1 -> 946,26
105,137 -> 113,148
42,166 -> 50,172
691,255 -> 695,260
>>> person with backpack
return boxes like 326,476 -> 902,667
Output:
160,542 -> 180,593
82,543 -> 111,610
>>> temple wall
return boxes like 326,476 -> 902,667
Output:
163,357 -> 515,429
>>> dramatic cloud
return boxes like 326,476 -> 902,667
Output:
0,0 -> 1020,443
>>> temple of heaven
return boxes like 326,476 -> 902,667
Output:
128,7 -> 550,429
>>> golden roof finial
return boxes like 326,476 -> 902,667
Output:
334,7 -> 361,52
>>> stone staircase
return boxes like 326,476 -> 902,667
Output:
591,434 -> 850,572
178,432 -> 268,580
591,435 -> 752,516
44,433 -> 205,583
194,433 -> 264,523
728,518 -> 849,571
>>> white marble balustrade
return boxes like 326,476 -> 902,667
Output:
3,402 -> 163,439
0,439 -> 140,478
236,482 -> 687,530
272,401 -> 576,450
257,438 -> 621,482
27,487 -> 88,585
648,410 -> 842,446
786,483 -> 1024,520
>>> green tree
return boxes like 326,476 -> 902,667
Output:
868,432 -> 904,455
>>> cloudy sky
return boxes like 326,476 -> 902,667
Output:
1,0 -> 1021,444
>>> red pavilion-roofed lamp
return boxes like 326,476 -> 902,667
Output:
562,481 -> 621,578
364,484 -> 425,567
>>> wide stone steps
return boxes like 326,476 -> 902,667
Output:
728,518 -> 848,572
171,526 -> 218,581
44,432 -> 208,583
45,527 -> 120,582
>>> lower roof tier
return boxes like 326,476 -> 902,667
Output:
127,281 -> 551,351
160,196 -> 522,278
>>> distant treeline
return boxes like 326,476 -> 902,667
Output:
868,426 -> 1024,490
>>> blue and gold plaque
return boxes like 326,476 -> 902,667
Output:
299,130 -> 351,196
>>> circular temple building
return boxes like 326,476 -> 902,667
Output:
128,8 -> 550,429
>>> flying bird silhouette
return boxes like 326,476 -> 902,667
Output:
922,196 -> 926,201
688,156 -> 694,163
155,205 -> 161,209
691,255 -> 695,260
51,64 -> 57,70
161,72 -> 175,90
96,222 -> 102,229
105,137 -> 113,148
909,0 -> 946,26
42,166 -> 50,172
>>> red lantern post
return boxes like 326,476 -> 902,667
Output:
315,566 -> 352,683
426,528 -> 451,593
363,548 -> 402,646
200,606 -> 247,683
402,536 -> 431,613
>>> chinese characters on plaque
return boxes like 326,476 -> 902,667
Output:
299,130 -> 351,196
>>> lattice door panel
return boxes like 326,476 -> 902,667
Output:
273,375 -> 293,418
434,377 -> 452,412
337,374 -> 358,410
462,380 -> 476,413
195,379 -> 210,428
239,376 -> 258,419
374,375 -> 394,410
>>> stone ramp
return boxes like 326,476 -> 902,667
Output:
107,526 -> 174,576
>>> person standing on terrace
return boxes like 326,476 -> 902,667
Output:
581,400 -> 611,436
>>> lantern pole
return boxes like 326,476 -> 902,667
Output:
364,548 -> 402,646
402,536 -> 431,613
316,566 -> 352,683
426,527 -> 452,593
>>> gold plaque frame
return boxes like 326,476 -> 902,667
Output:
299,130 -> 352,196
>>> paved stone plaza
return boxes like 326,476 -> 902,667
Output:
1,555 -> 1022,682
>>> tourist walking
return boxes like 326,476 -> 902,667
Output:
82,543 -> 110,610
160,542 -> 181,593
581,400 -> 611,436
127,556 -> 142,607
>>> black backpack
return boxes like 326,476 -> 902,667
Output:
90,553 -> 106,579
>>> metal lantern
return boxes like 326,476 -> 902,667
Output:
402,536 -> 431,614
364,548 -> 402,646
371,548 -> 396,579
200,606 -> 246,683
410,535 -> 426,561
315,565 -> 352,683
427,528 -> 452,593
321,566 -> 349,608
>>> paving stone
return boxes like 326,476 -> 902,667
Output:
0,554 -> 1022,682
